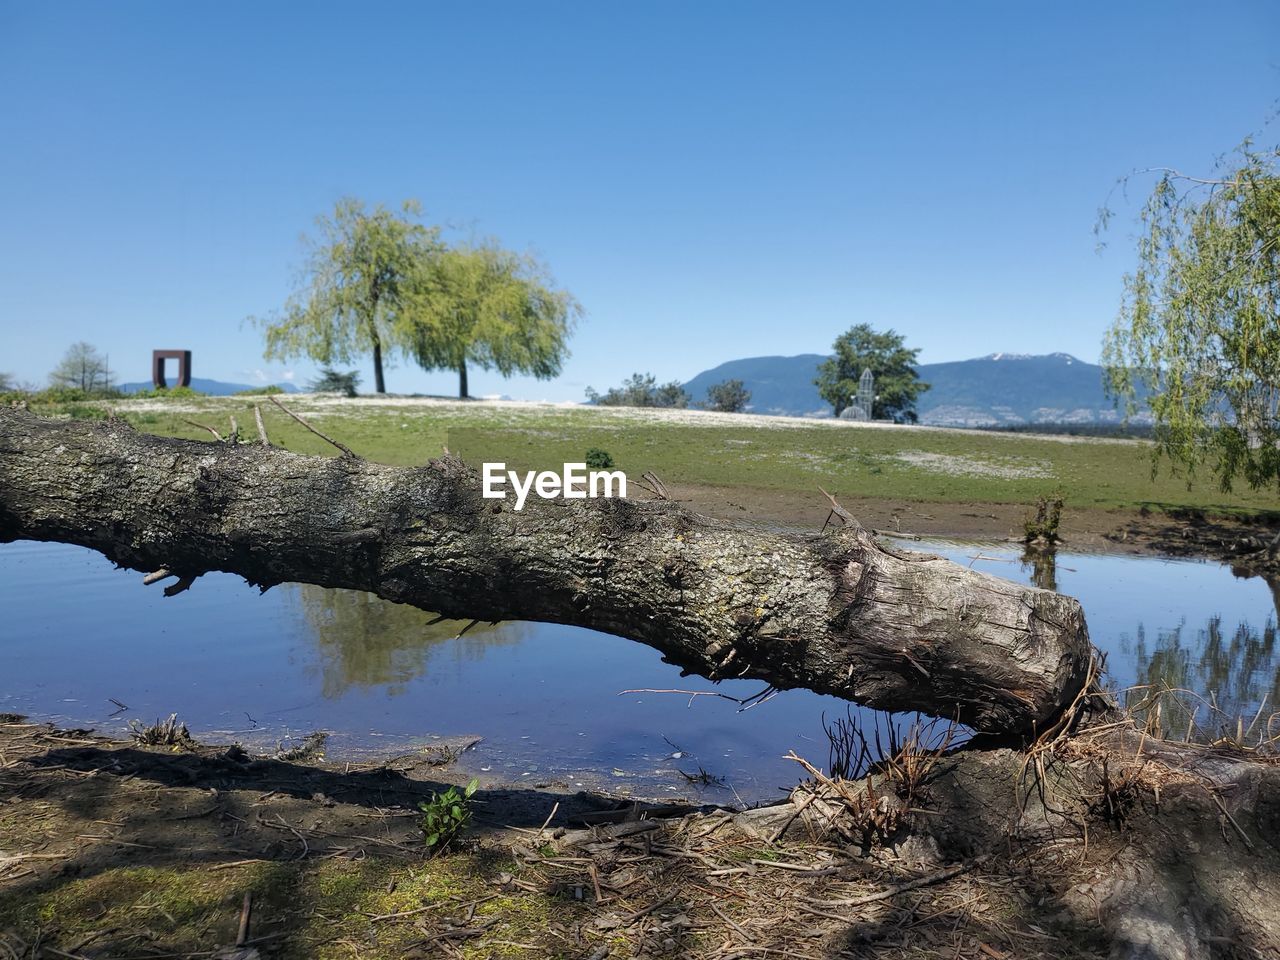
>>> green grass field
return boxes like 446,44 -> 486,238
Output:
39,394 -> 1280,516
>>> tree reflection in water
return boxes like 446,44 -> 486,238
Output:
1126,590 -> 1279,741
289,585 -> 523,698
1020,546 -> 1057,593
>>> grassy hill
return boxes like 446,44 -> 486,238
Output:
38,394 -> 1279,517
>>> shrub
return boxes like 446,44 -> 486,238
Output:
585,447 -> 614,469
308,368 -> 360,397
1023,494 -> 1064,544
234,384 -> 286,396
130,385 -> 206,400
418,778 -> 478,850
30,385 -> 123,403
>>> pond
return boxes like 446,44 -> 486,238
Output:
1,537 -> 1276,804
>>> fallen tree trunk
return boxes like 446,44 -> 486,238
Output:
0,409 -> 1095,733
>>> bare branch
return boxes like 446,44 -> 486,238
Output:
633,470 -> 670,500
182,419 -> 223,442
267,396 -> 358,458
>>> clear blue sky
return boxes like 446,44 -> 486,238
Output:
2,2 -> 1277,400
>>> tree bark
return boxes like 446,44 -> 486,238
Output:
458,359 -> 468,399
0,409 -> 1096,733
371,338 -> 386,395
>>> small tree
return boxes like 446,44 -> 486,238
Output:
705,378 -> 750,413
653,381 -> 690,408
308,368 -> 361,397
0,373 -> 14,392
586,373 -> 689,408
49,342 -> 114,395
815,324 -> 928,421
1101,140 -> 1280,492
255,198 -> 441,395
404,242 -> 580,399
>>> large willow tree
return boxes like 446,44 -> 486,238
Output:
255,199 -> 441,394
404,242 -> 580,399
1103,142 -> 1280,491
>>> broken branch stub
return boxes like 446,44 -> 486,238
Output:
0,409 -> 1096,733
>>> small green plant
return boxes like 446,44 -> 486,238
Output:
418,778 -> 478,850
1023,494 -> 1064,544
234,384 -> 286,396
584,447 -> 614,469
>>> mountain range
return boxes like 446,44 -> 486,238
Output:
683,352 -> 1151,426
117,377 -> 299,396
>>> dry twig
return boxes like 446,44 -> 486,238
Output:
268,395 -> 358,458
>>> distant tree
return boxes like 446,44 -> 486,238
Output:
815,324 -> 928,421
705,378 -> 751,413
48,342 -> 115,395
653,380 -> 690,408
0,372 -> 14,392
403,242 -> 580,399
1101,140 -> 1280,492
587,373 -> 690,408
308,367 -> 361,397
255,198 -> 441,395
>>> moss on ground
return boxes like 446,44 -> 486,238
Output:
0,852 -> 585,959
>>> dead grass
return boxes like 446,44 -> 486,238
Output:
127,712 -> 195,747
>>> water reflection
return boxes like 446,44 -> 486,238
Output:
6,538 -> 1280,802
290,585 -> 522,698
1240,570 -> 1280,624
1020,546 -> 1057,592
1126,613 -> 1279,739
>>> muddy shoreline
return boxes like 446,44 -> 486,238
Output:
674,481 -> 1280,573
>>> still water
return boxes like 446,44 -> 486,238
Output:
1,539 -> 1276,803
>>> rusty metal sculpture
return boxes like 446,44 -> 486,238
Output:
151,350 -> 192,389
